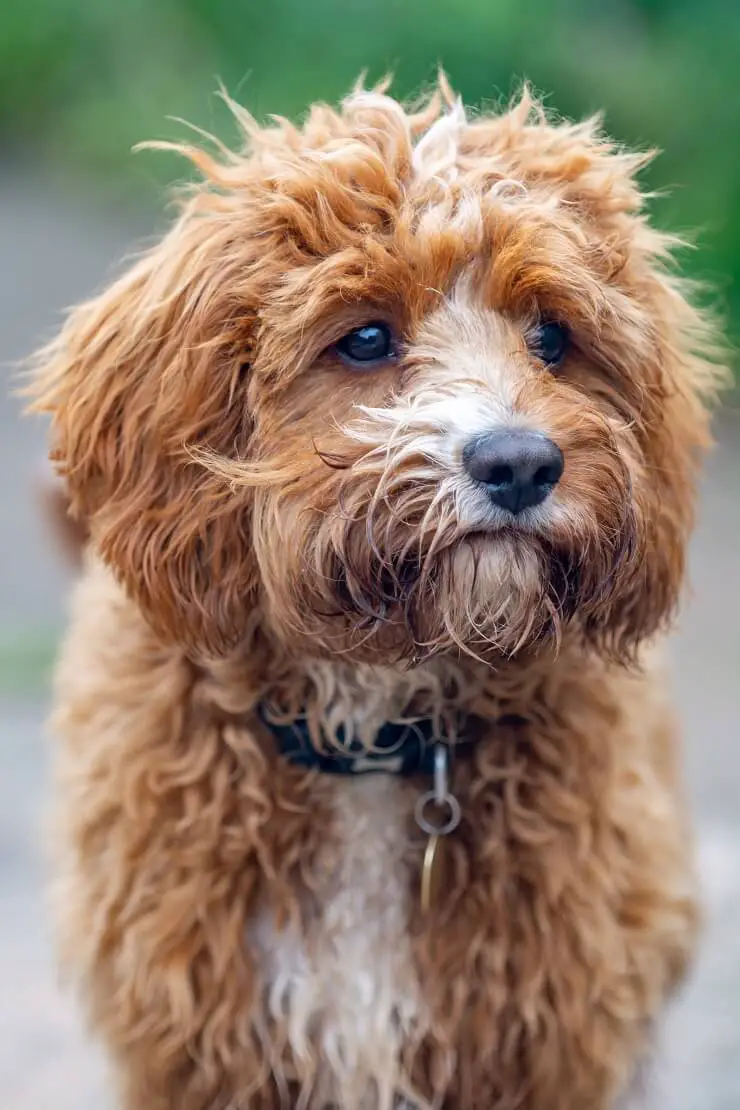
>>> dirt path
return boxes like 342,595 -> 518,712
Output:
1,170 -> 738,1108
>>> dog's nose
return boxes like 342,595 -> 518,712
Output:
462,430 -> 564,514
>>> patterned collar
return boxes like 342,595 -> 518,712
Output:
258,704 -> 467,776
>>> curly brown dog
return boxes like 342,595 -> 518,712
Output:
28,77 -> 724,1110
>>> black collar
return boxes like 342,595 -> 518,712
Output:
258,703 -> 466,776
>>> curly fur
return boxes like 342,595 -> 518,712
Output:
28,76 -> 724,1110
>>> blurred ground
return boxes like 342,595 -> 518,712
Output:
1,169 -> 738,1109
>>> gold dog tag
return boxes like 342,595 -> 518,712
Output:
420,833 -> 449,915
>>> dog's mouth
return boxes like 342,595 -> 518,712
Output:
447,520 -> 552,560
294,523 -> 580,664
456,524 -> 527,546
335,528 -> 547,610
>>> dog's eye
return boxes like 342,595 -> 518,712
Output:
531,321 -> 569,368
335,323 -> 396,367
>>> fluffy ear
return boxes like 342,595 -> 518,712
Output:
28,189 -> 263,658
582,268 -> 724,658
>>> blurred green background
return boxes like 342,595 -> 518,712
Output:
2,0 -> 738,337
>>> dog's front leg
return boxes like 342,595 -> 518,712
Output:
49,562 -> 320,1110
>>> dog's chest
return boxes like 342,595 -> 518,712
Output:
251,775 -> 427,1109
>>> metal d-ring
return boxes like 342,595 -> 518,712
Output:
415,791 -> 462,836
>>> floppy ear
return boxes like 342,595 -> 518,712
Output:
29,189 -> 264,658
573,257 -> 726,660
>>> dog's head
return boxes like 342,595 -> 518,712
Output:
31,80 -> 722,663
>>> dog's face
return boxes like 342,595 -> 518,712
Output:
32,84 -> 720,663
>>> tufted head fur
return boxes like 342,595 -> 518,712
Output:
29,76 -> 723,664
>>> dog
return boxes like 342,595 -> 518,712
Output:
28,77 -> 724,1110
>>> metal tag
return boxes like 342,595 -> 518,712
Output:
420,833 -> 450,915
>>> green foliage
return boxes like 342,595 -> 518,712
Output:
2,0 -> 738,340
0,628 -> 57,696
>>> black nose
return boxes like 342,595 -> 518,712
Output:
463,430 -> 564,514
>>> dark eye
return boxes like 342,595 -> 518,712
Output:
532,321 -> 569,368
335,322 -> 395,367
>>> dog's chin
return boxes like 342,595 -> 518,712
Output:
271,529 -> 561,665
418,530 -> 553,657
321,531 -> 553,664
448,529 -> 543,593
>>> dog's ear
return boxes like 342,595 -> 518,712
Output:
580,271 -> 724,659
28,190 -> 265,658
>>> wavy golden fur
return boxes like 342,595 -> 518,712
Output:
29,76 -> 724,1110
